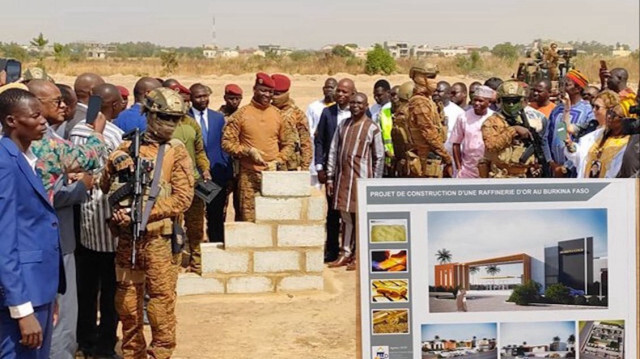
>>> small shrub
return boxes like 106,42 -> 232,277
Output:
545,283 -> 572,304
587,295 -> 601,306
365,44 -> 396,75
508,280 -> 541,305
573,296 -> 587,305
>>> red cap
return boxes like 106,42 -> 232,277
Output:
116,85 -> 130,98
255,72 -> 275,89
271,74 -> 291,92
224,84 -> 243,96
169,83 -> 191,95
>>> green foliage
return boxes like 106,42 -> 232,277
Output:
113,42 -> 160,58
331,45 -> 353,58
289,50 -> 313,62
30,32 -> 49,68
175,47 -> 205,60
545,283 -> 572,304
344,43 -> 358,49
53,43 -> 70,65
491,42 -> 519,63
160,51 -> 179,75
568,41 -> 614,55
0,43 -> 29,62
573,295 -> 587,305
587,295 -> 601,306
485,265 -> 501,276
365,44 -> 396,75
507,280 -> 541,306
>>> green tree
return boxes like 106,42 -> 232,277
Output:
0,43 -> 29,62
568,334 -> 575,344
491,42 -> 519,62
365,44 -> 396,75
160,50 -> 179,74
331,45 -> 353,58
30,32 -> 49,68
507,280 -> 541,305
545,283 -> 572,304
53,43 -> 70,65
435,249 -> 452,264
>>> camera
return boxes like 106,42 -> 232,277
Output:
0,58 -> 22,84
621,105 -> 640,135
557,49 -> 578,58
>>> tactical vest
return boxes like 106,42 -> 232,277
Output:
405,96 -> 447,177
281,106 -> 302,170
390,103 -> 413,177
481,114 -> 535,178
109,139 -> 184,237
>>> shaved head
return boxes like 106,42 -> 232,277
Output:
92,83 -> 124,120
73,73 -> 105,104
162,78 -> 180,88
133,77 -> 162,102
27,79 -> 66,125
335,78 -> 356,107
27,79 -> 58,98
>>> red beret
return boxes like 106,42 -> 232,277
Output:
271,74 -> 291,92
116,85 -> 129,97
255,72 -> 275,89
169,83 -> 191,95
225,84 -> 243,96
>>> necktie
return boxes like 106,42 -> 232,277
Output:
199,111 -> 208,147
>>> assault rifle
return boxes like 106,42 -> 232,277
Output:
506,112 -> 550,177
108,129 -> 154,267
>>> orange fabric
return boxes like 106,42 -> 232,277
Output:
529,102 -> 556,118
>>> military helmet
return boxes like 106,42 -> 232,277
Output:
496,80 -> 527,99
23,67 -> 53,82
409,63 -> 439,80
144,87 -> 186,116
397,81 -> 415,101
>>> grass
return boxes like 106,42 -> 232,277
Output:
28,54 -> 639,85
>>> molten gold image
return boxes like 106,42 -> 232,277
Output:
372,310 -> 409,335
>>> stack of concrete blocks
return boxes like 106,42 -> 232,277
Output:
178,171 -> 327,295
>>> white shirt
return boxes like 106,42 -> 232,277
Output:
306,99 -> 330,136
193,108 -> 209,132
443,102 -> 466,156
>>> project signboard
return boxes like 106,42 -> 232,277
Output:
357,179 -> 638,359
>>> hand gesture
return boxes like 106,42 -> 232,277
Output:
18,314 -> 43,349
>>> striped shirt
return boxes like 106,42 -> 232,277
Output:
326,116 -> 384,213
70,121 -> 124,252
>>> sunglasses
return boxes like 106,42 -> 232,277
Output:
501,98 -> 521,105
41,97 -> 64,107
156,112 -> 182,122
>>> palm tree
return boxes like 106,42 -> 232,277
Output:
469,266 -> 479,274
486,265 -> 501,289
568,334 -> 575,343
553,336 -> 561,342
436,249 -> 452,264
30,32 -> 49,68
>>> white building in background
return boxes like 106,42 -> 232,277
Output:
612,46 -> 632,57
384,41 -> 410,58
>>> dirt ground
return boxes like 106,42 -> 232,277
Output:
166,267 -> 358,359
51,73 -> 477,111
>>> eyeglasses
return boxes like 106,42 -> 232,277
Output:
40,97 -> 64,107
593,105 -> 602,111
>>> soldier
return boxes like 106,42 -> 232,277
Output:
221,73 -> 294,222
271,74 -> 312,171
480,80 -> 549,178
390,81 -> 414,177
405,65 -> 453,178
101,88 -> 194,359
545,43 -> 560,81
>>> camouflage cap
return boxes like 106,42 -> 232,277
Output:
409,63 -> 439,79
144,87 -> 187,116
496,80 -> 527,99
23,67 -> 53,82
397,81 -> 415,101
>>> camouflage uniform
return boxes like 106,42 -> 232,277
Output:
480,81 -> 543,178
390,81 -> 414,177
277,100 -> 312,170
221,100 -> 294,222
172,115 -> 210,272
103,88 -> 194,359
405,66 -> 452,178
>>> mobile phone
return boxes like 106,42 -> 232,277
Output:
599,60 -> 607,70
85,95 -> 102,125
3,59 -> 22,83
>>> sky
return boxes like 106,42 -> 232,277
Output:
422,323 -> 497,342
501,321 -> 575,346
428,208 -> 608,265
1,0 -> 638,49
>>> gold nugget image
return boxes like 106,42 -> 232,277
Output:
372,310 -> 409,334
371,280 -> 409,302
370,224 -> 407,243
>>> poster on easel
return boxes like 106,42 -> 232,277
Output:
357,179 -> 638,359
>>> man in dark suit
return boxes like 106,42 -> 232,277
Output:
189,83 -> 233,243
0,88 -> 64,358
314,78 -> 357,264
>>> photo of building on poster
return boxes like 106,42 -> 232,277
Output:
421,323 -> 497,359
427,209 -> 608,313
500,321 -> 576,358
579,320 -> 624,359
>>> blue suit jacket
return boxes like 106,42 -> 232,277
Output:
189,108 -> 233,186
0,137 -> 62,309
313,104 -> 371,168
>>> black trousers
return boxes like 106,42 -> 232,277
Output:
325,193 -> 341,257
206,184 -> 229,243
75,244 -> 118,355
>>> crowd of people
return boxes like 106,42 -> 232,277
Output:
0,59 -> 637,359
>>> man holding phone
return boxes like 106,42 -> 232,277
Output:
0,59 -> 22,86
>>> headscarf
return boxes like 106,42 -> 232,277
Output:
566,69 -> 589,88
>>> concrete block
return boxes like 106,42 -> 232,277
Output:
225,222 -> 273,248
278,275 -> 324,291
305,250 -> 324,272
277,224 -> 325,247
201,243 -> 250,274
227,276 -> 274,293
261,171 -> 311,197
255,197 -> 303,221
177,274 -> 225,296
254,251 -> 300,272
306,194 -> 327,221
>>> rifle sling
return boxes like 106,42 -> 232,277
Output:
140,144 -> 167,230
